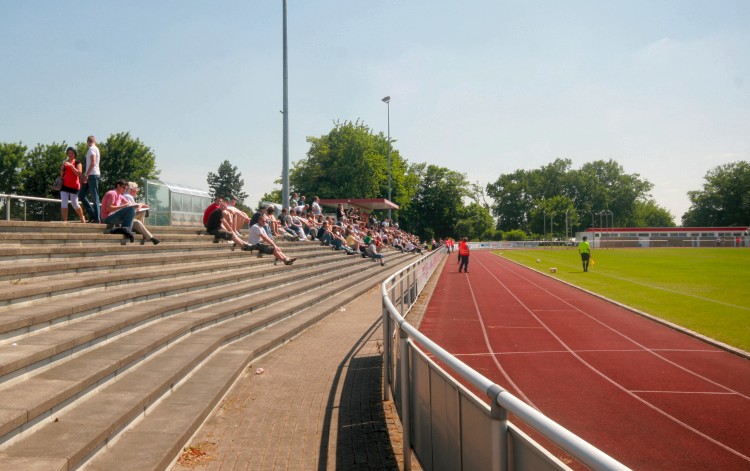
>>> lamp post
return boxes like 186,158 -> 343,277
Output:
382,96 -> 392,220
603,210 -> 613,248
550,212 -> 555,241
281,0 -> 290,210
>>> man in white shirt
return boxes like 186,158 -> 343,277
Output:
249,215 -> 296,265
311,196 -> 322,217
80,135 -> 101,223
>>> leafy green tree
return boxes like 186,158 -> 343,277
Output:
258,188 -> 282,209
486,169 -> 534,232
504,229 -> 527,241
17,143 -> 68,220
632,200 -> 675,227
99,132 -> 160,193
488,158 -> 654,233
400,163 -> 471,240
0,142 -> 27,194
682,161 -> 750,226
578,160 -> 652,227
455,202 -> 495,240
207,160 -> 248,202
21,142 -> 68,198
291,120 -> 411,214
529,195 -> 578,237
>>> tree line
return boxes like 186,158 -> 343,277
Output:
0,132 -> 159,200
2,125 -> 748,239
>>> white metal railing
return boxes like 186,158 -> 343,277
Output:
1,193 -> 62,221
381,248 -> 630,471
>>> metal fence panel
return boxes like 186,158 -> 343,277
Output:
508,424 -> 572,471
429,367 -> 462,471
411,349 -> 433,470
459,393 -> 494,471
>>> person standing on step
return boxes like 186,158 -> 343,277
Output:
579,236 -> 591,272
59,147 -> 87,223
80,135 -> 101,223
458,237 -> 470,273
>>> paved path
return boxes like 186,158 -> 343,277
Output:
170,287 -> 415,471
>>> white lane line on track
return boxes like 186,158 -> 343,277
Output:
477,254 -> 750,463
630,390 -> 738,395
462,271 -> 538,408
484,255 -> 750,400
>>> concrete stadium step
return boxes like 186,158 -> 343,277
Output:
82,257 -> 413,471
0,242 -> 327,308
0,246 -> 346,341
0,248 -> 249,283
0,251 -> 414,469
0,221 -> 229,243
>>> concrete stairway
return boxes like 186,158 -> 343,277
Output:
0,220 -> 415,470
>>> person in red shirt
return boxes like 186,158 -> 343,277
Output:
203,197 -> 223,228
458,237 -> 470,273
59,147 -> 86,223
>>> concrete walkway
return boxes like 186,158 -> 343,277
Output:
170,286 -> 416,471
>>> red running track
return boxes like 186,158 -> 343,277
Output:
419,251 -> 750,470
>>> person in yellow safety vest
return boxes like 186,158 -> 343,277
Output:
579,235 -> 591,272
458,237 -> 470,273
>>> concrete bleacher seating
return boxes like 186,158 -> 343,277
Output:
0,220 -> 415,470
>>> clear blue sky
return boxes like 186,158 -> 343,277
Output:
2,1 -> 748,222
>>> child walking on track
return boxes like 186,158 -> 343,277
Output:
458,237 -> 470,273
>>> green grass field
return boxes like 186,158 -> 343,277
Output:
496,248 -> 750,352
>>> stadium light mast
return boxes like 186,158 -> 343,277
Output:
281,0 -> 290,210
382,96 -> 392,220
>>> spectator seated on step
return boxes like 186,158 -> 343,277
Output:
277,208 -> 301,240
346,227 -> 366,255
226,197 -> 251,234
100,179 -> 138,243
205,200 -> 254,251
122,182 -> 160,245
203,196 -> 223,230
318,220 -> 333,245
366,241 -> 385,266
248,215 -> 297,265
403,237 -> 422,254
292,209 -> 313,240
330,225 -> 354,253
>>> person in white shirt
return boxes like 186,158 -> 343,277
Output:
311,196 -> 322,217
123,182 -> 160,245
80,135 -> 101,223
248,215 -> 296,265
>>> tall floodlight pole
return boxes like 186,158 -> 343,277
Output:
281,0 -> 290,210
382,96 -> 392,220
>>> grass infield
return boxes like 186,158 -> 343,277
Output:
495,248 -> 750,353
